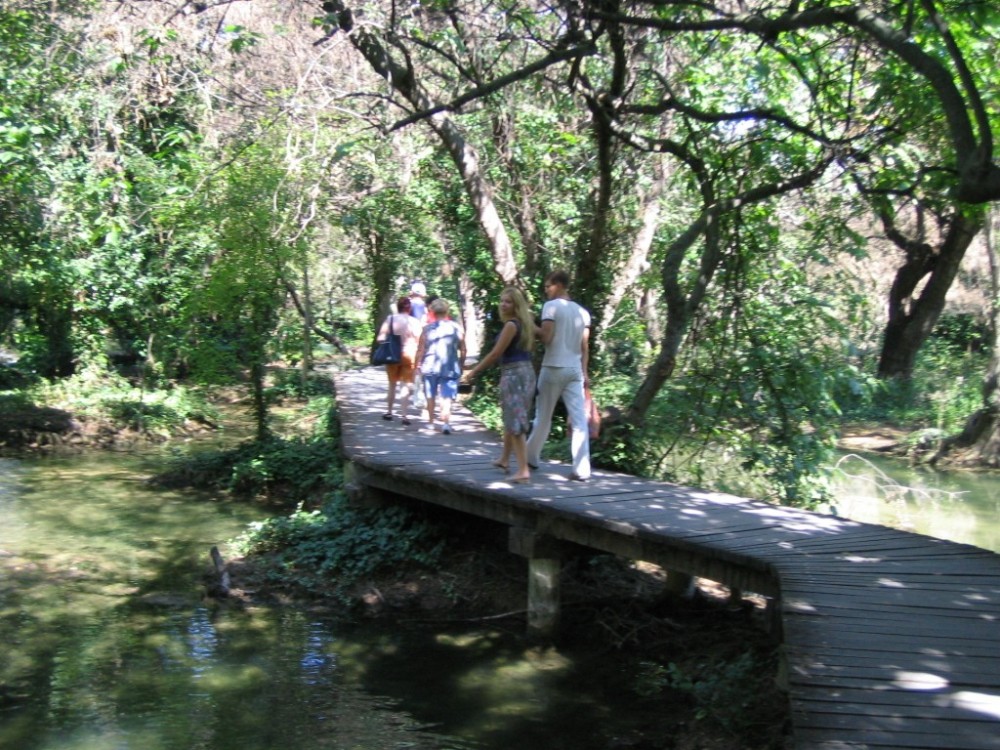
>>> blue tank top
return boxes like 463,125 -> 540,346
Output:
500,321 -> 532,365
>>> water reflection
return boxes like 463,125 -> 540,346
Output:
0,453 -> 475,750
0,452 -> 663,750
828,452 -> 1000,553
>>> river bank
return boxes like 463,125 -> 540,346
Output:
0,394 -> 219,453
218,515 -> 789,750
4,388 -> 929,749
0,388 -> 792,749
837,424 -> 909,455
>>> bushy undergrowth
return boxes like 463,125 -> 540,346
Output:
466,369 -> 634,467
462,376 -> 504,431
150,386 -> 444,597
155,392 -> 340,500
265,368 -> 335,401
840,337 -> 986,433
462,325 -> 987,508
19,367 -> 217,434
636,651 -> 773,736
230,493 -> 446,597
0,391 -> 35,414
160,433 -> 341,502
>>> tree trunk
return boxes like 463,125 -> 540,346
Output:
626,209 -> 722,424
574,19 -> 629,327
250,361 -> 270,442
876,210 -> 983,379
638,286 -> 662,349
38,303 -> 76,377
300,264 -> 314,382
455,265 -> 482,356
931,206 -> 1000,466
284,279 -> 351,355
491,106 -> 543,277
596,153 -> 669,350
622,158 -> 831,427
368,228 -> 395,345
323,2 -> 521,287
574,102 -> 616,326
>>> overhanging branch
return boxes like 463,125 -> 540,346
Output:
388,43 -> 597,131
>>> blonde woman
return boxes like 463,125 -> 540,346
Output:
462,287 -> 536,482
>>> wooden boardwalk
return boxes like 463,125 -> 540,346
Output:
334,367 -> 1000,749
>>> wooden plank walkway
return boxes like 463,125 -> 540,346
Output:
334,367 -> 1000,749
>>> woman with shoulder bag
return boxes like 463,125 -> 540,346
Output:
376,296 -> 424,425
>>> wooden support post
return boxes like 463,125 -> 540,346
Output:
509,527 -> 565,639
664,569 -> 695,597
207,546 -> 230,598
765,597 -> 783,638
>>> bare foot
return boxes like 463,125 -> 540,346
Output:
511,474 -> 530,483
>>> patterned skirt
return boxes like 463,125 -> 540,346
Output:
499,360 -> 536,436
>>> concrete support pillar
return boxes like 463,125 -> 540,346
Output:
509,527 -> 565,640
343,460 -> 365,504
527,557 -> 562,637
343,460 -> 393,510
664,570 -> 695,597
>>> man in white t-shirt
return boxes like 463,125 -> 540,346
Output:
525,269 -> 592,480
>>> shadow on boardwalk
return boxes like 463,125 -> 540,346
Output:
335,366 -> 1000,750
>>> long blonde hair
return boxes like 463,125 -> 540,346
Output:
500,286 -> 535,352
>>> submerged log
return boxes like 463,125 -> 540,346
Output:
206,545 -> 231,598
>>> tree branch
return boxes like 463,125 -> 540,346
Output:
388,43 -> 597,131
589,2 -> 1000,202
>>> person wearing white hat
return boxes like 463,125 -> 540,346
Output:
409,281 -> 428,323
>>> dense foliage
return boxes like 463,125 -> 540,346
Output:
2,0 -> 1000,500
230,494 -> 446,599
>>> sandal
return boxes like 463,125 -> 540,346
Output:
492,459 -> 509,472
401,418 -> 411,426
382,413 -> 393,421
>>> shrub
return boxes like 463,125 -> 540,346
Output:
230,493 -> 445,596
636,651 -> 767,734
25,368 -> 218,435
265,369 -> 334,401
161,434 -> 340,502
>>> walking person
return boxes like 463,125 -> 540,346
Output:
408,280 -> 428,323
408,281 -> 429,410
376,296 -> 424,425
462,287 -> 536,482
525,270 -> 592,481
415,298 -> 466,434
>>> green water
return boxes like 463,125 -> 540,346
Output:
6,446 -> 995,750
828,452 -> 1000,553
0,452 -> 661,750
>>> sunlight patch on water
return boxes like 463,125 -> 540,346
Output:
829,453 -> 1000,552
2,449 -> 734,750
